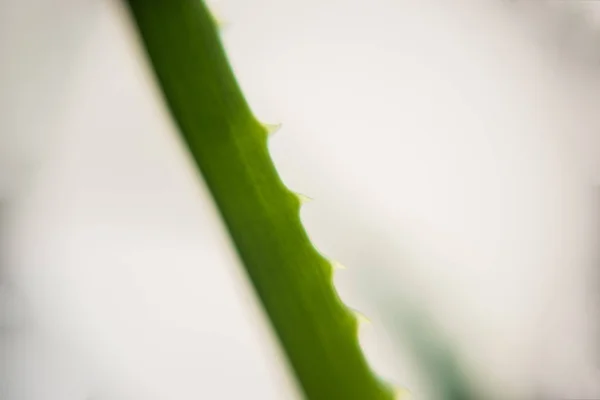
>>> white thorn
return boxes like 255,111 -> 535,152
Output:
295,193 -> 313,205
352,309 -> 371,326
331,260 -> 347,270
263,122 -> 282,136
207,2 -> 228,30
394,387 -> 412,399
213,14 -> 228,30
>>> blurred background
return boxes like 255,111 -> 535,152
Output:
1,0 -> 600,399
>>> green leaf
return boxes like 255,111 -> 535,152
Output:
386,303 -> 479,400
124,1 -> 396,398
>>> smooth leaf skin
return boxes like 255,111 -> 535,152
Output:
125,1 -> 395,399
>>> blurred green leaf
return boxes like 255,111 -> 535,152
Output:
386,304 -> 478,400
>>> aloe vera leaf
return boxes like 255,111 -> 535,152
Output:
124,1 -> 396,398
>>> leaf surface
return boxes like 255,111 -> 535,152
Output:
124,1 -> 396,398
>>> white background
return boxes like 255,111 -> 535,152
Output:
1,1 -> 600,399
